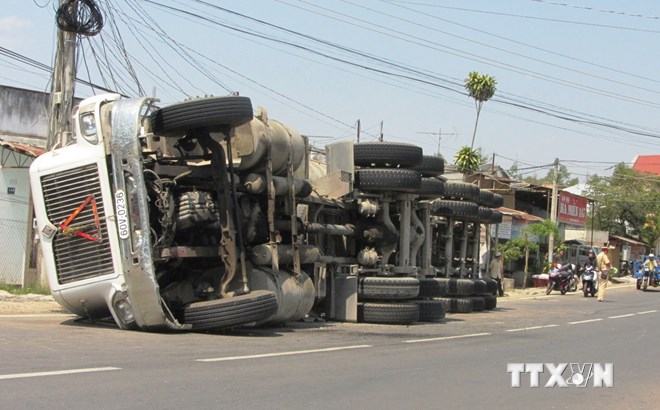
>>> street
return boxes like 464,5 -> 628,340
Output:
0,284 -> 657,410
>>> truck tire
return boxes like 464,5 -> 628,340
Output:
478,190 -> 495,207
435,297 -> 473,313
470,296 -> 486,312
358,276 -> 420,300
491,193 -> 504,208
489,210 -> 503,224
482,278 -> 498,295
356,168 -> 421,192
151,96 -> 253,137
444,182 -> 480,202
417,177 -> 445,198
477,206 -> 493,223
183,290 -> 278,330
432,278 -> 474,296
358,302 -> 419,324
416,300 -> 446,322
431,200 -> 479,219
484,294 -> 497,310
418,278 -> 449,298
473,279 -> 488,295
354,142 -> 423,168
413,155 -> 445,177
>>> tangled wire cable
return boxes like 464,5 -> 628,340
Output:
56,0 -> 104,36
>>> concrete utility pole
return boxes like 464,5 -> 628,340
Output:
379,120 -> 383,142
415,129 -> 457,155
548,158 -> 560,264
356,119 -> 361,143
47,0 -> 78,149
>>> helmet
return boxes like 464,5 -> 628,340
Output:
650,254 -> 655,259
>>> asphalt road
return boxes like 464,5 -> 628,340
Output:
0,284 -> 658,410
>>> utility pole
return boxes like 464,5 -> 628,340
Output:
356,119 -> 361,143
548,157 -> 560,264
379,120 -> 383,142
415,129 -> 457,155
47,0 -> 79,149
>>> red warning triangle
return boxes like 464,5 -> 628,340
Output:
58,194 -> 102,242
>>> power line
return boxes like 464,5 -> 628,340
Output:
387,1 -> 660,34
529,0 -> 660,21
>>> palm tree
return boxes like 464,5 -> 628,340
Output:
465,71 -> 497,149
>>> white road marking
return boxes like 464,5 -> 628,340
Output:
0,367 -> 120,381
196,345 -> 372,362
505,324 -> 559,332
404,332 -> 491,344
608,313 -> 635,319
568,318 -> 603,325
637,310 -> 657,315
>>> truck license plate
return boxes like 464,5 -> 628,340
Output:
114,190 -> 130,240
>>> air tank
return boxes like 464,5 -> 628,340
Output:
249,267 -> 315,324
231,107 -> 305,176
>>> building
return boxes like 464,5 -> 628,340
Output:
632,154 -> 660,176
0,85 -> 50,286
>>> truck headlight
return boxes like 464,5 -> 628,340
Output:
80,112 -> 99,144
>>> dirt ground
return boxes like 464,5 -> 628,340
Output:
0,290 -> 66,314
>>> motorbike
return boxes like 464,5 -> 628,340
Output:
581,266 -> 597,297
568,264 -> 579,292
637,267 -> 659,291
546,266 -> 573,295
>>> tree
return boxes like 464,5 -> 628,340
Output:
465,71 -> 497,149
523,164 -> 578,186
454,146 -> 482,174
588,164 -> 660,246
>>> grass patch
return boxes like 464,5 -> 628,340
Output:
0,283 -> 50,295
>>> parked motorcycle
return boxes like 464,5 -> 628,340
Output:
568,264 -> 579,292
546,266 -> 573,295
581,266 -> 597,297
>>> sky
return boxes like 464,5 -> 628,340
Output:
3,0 -> 660,181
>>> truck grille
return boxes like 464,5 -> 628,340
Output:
41,164 -> 115,284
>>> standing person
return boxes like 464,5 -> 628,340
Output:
596,246 -> 611,302
489,252 -> 505,296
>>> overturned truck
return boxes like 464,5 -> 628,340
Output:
30,94 -> 502,331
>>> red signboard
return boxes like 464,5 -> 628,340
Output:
558,191 -> 587,226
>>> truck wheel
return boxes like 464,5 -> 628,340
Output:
478,190 -> 494,207
354,142 -> 423,168
431,200 -> 479,219
435,297 -> 473,313
418,278 -> 449,298
444,182 -> 480,202
482,278 -> 498,295
478,207 -> 494,223
151,96 -> 253,137
358,302 -> 419,324
413,155 -> 445,177
416,300 -> 446,322
358,276 -> 420,300
483,294 -> 497,310
183,290 -> 277,330
491,193 -> 504,208
473,279 -> 488,295
432,278 -> 474,296
417,177 -> 445,198
470,296 -> 486,312
489,211 -> 503,224
356,168 -> 422,192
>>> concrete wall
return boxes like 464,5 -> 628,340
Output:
0,167 -> 30,285
0,85 -> 50,147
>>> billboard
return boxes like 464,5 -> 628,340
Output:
558,191 -> 588,226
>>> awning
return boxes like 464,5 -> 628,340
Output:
0,139 -> 44,157
496,206 -> 544,222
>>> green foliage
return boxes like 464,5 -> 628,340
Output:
464,71 -> 497,148
497,240 -> 523,263
454,146 -> 482,174
465,71 -> 497,102
522,164 -> 578,186
0,283 -> 50,295
526,219 -> 559,241
588,164 -> 660,246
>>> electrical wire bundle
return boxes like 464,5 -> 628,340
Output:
56,0 -> 104,36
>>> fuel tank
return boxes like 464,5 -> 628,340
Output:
248,267 -> 315,323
